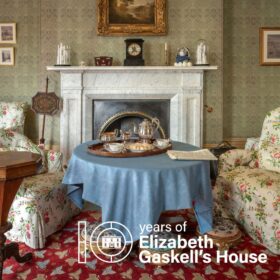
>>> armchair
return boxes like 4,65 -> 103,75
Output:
0,102 -> 80,249
214,107 -> 280,255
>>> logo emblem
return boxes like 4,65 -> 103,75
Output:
79,221 -> 133,263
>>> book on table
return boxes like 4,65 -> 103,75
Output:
167,149 -> 217,161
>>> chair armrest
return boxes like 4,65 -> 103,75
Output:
46,150 -> 63,173
218,149 -> 256,173
0,129 -> 47,174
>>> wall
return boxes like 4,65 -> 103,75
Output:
224,0 -> 280,138
0,0 -> 223,146
0,0 -> 40,138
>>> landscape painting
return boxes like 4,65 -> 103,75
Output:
97,0 -> 166,36
109,0 -> 155,24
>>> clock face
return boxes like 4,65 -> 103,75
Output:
128,43 -> 141,56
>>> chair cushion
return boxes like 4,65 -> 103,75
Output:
220,166 -> 279,206
0,129 -> 38,152
16,171 -> 64,199
218,149 -> 255,173
259,107 -> 280,173
7,171 -> 80,249
214,166 -> 280,254
0,102 -> 26,133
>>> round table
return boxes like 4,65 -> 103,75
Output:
63,141 -> 213,241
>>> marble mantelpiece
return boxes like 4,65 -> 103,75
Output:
47,66 -> 217,161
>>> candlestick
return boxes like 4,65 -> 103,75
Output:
164,43 -> 169,66
56,43 -> 71,65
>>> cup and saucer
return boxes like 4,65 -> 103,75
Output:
104,143 -> 124,153
153,139 -> 171,149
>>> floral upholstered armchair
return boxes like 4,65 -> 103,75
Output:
214,107 -> 280,255
0,102 -> 80,249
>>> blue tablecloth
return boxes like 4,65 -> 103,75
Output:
63,141 -> 213,241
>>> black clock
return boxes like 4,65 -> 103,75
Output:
124,39 -> 145,66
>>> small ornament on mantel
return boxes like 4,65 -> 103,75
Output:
195,39 -> 209,66
164,42 -> 169,66
174,47 -> 191,67
55,43 -> 71,66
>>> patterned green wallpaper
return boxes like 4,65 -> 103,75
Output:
224,0 -> 280,138
0,0 -> 223,146
0,0 -> 40,139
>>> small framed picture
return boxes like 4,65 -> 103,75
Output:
260,27 -> 280,66
0,23 -> 16,44
0,47 -> 14,66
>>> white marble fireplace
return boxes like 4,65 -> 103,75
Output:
47,66 -> 217,161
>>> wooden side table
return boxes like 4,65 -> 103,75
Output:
0,151 -> 41,279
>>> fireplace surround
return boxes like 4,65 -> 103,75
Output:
47,66 -> 217,161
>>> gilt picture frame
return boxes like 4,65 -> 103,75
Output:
260,27 -> 280,66
97,0 -> 167,36
0,47 -> 14,66
0,23 -> 16,44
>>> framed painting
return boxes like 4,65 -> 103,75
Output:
97,0 -> 167,36
0,23 -> 16,44
260,27 -> 280,66
0,47 -> 14,66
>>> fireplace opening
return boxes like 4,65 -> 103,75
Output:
93,100 -> 170,139
98,111 -> 167,139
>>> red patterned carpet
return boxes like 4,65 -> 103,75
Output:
3,211 -> 279,280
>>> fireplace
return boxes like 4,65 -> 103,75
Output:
93,100 -> 170,139
47,66 -> 217,162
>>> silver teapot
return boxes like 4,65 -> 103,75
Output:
135,118 -> 160,142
